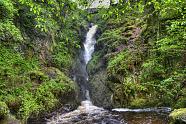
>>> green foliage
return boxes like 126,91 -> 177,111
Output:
169,108 -> 186,124
52,42 -> 73,70
108,49 -> 142,76
97,28 -> 127,52
0,102 -> 9,119
0,0 -> 23,43
17,0 -> 87,33
18,91 -> 41,120
0,45 -> 75,120
108,50 -> 130,75
93,0 -> 186,108
0,0 -> 86,121
141,58 -> 165,81
0,21 -> 23,42
130,98 -> 148,108
0,0 -> 17,20
87,51 -> 104,75
0,45 -> 39,79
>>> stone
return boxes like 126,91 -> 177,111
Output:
169,108 -> 186,124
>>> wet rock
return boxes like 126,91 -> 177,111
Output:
169,108 -> 186,124
88,70 -> 113,108
0,115 -> 20,124
47,100 -> 124,124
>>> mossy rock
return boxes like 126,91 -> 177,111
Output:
5,96 -> 21,112
169,108 -> 186,124
44,67 -> 75,86
130,98 -> 148,108
29,70 -> 48,84
0,102 -> 9,119
89,70 -> 113,108
44,67 -> 79,103
87,52 -> 104,75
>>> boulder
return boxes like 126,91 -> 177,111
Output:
169,108 -> 186,124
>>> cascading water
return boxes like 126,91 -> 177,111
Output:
83,24 -> 97,100
71,24 -> 98,101
84,25 -> 97,65
46,24 -> 170,124
47,24 -> 123,124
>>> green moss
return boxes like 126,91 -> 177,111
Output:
0,0 -> 17,20
87,52 -> 103,75
0,21 -> 23,43
0,102 -> 9,119
29,71 -> 48,84
170,108 -> 186,119
5,95 -> 21,112
169,108 -> 186,124
52,42 -> 73,71
130,98 -> 148,108
45,67 -> 75,88
0,46 -> 75,120
174,97 -> 186,109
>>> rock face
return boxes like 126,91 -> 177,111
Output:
86,40 -> 114,108
89,70 -> 113,109
169,108 -> 186,124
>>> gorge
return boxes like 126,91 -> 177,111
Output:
46,24 -> 171,124
0,0 -> 185,124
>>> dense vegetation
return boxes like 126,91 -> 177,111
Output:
88,0 -> 186,108
0,0 -> 185,123
0,0 -> 87,121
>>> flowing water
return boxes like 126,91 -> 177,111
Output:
46,24 -> 171,124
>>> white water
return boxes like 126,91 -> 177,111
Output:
77,24 -> 102,112
112,107 -> 171,113
47,24 -> 107,124
84,25 -> 98,64
46,24 -> 170,124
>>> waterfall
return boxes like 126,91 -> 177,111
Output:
82,24 -> 97,100
84,25 -> 98,65
46,23 -> 170,124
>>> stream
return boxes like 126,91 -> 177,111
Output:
45,24 -> 171,124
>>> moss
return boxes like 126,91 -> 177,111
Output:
169,108 -> 186,124
130,98 -> 148,108
5,95 -> 21,113
174,97 -> 186,109
125,25 -> 136,31
29,71 -> 48,84
44,67 -> 75,86
170,108 -> 186,119
124,31 -> 133,37
0,65 -> 76,120
0,102 -> 9,119
87,52 -> 103,75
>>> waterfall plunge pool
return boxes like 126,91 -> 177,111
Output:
44,104 -> 171,124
